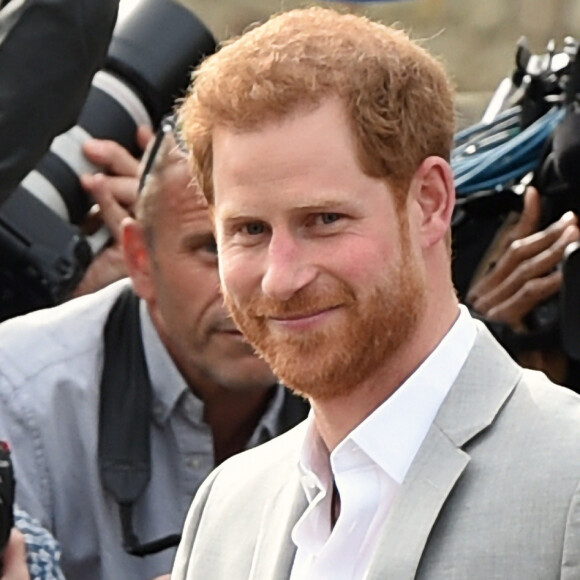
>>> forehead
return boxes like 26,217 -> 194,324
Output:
153,160 -> 212,228
211,99 -> 364,216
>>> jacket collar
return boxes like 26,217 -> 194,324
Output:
249,321 -> 522,580
365,320 -> 522,579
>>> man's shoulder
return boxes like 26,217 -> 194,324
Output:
511,368 -> 580,443
465,366 -> 580,485
174,420 -> 307,578
448,320 -> 580,449
0,279 -> 132,385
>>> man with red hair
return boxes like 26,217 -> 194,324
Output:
174,7 -> 580,579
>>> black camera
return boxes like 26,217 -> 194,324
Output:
0,0 -> 216,321
0,441 -> 15,560
452,36 -> 580,389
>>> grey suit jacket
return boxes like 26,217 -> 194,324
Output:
173,321 -> 580,579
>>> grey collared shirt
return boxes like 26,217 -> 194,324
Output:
141,299 -> 287,518
0,280 -> 293,580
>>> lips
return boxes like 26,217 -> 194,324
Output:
269,305 -> 340,322
265,306 -> 343,333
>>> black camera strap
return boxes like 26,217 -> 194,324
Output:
98,286 -> 180,557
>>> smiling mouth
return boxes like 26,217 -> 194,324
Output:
267,306 -> 342,328
270,305 -> 341,321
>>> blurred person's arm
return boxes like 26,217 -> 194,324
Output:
71,126 -> 153,297
0,0 -> 119,204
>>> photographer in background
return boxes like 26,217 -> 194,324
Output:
0,0 -> 119,204
467,186 -> 580,385
0,120 -> 307,580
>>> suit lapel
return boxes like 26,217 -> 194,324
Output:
367,321 -> 522,579
248,466 -> 307,580
366,425 -> 469,579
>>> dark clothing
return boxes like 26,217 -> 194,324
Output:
0,0 -> 118,203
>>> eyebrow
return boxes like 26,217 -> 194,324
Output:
217,197 -> 359,221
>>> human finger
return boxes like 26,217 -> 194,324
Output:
82,172 -> 138,208
486,269 -> 563,328
82,139 -> 141,178
137,125 -> 155,151
1,529 -> 29,580
510,186 -> 542,241
472,223 -> 579,314
470,211 -> 578,302
473,187 -> 542,280
80,173 -> 137,240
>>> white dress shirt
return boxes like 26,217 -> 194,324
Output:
290,306 -> 476,580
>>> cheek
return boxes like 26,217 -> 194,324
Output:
219,251 -> 262,302
330,238 -> 395,286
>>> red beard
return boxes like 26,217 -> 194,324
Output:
224,237 -> 426,400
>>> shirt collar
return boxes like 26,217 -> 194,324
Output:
139,300 -> 198,424
346,304 -> 476,483
245,385 -> 288,448
298,305 -> 476,489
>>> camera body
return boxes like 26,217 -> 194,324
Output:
0,442 -> 14,559
0,0 -> 216,322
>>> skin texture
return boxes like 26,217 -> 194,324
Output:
211,98 -> 459,450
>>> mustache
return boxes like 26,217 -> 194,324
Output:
240,283 -> 356,319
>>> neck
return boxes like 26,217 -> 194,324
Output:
312,298 -> 459,452
150,312 -> 277,464
201,382 -> 276,464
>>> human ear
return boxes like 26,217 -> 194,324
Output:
409,156 -> 455,249
121,217 -> 155,301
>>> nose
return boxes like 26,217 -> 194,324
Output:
261,229 -> 317,301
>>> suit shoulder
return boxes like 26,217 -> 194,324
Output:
515,368 -> 580,432
479,369 -> 580,476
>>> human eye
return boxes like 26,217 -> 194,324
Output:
202,236 -> 218,255
308,212 -> 344,229
318,212 -> 341,225
184,234 -> 218,260
220,220 -> 269,247
243,222 -> 266,236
